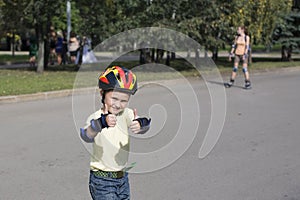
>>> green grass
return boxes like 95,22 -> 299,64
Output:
0,55 -> 28,63
1,57 -> 300,96
0,69 -> 77,96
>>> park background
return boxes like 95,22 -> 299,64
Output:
1,0 -> 300,96
1,1 -> 300,200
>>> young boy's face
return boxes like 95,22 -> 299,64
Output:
103,90 -> 130,115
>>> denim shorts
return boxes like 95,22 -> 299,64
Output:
89,171 -> 130,200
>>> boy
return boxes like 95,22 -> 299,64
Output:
80,66 -> 151,200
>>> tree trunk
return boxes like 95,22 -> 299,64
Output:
204,47 -> 208,58
11,32 -> 15,57
281,45 -> 292,61
288,45 -> 292,61
187,49 -> 191,58
155,49 -> 164,63
166,51 -> 170,66
212,47 -> 218,61
195,48 -> 200,68
171,52 -> 176,60
151,49 -> 155,62
44,38 -> 49,69
37,39 -> 44,73
139,49 -> 145,64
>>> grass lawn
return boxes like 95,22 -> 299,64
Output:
1,56 -> 300,96
0,54 -> 28,63
0,69 -> 78,96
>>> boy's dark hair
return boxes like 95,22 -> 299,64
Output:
101,89 -> 113,104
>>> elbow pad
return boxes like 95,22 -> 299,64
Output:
90,113 -> 109,133
245,45 -> 250,53
80,128 -> 94,143
134,117 -> 151,134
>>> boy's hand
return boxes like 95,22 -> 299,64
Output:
104,104 -> 117,127
130,109 -> 141,134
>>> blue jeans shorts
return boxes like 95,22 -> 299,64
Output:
89,171 -> 130,200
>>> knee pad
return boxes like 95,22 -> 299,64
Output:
242,67 -> 248,73
232,67 -> 238,72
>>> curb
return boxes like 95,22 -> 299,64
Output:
0,81 -> 155,105
1,66 -> 300,105
0,87 -> 96,105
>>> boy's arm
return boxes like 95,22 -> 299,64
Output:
80,126 -> 97,143
133,117 -> 151,134
80,113 -> 110,143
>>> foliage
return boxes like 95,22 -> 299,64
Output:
273,10 -> 300,53
227,0 -> 292,47
0,0 -> 296,60
1,1 -> 30,37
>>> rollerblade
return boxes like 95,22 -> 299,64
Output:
224,79 -> 234,88
244,80 -> 251,89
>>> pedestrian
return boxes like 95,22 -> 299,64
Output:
82,36 -> 97,64
28,35 -> 38,67
80,66 -> 151,200
55,30 -> 64,65
225,26 -> 251,89
68,32 -> 79,64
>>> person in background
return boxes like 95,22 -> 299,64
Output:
28,35 -> 38,67
225,26 -> 251,89
55,30 -> 64,65
68,32 -> 80,64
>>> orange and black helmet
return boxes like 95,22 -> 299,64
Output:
98,66 -> 137,95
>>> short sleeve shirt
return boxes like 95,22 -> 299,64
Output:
84,108 -> 134,172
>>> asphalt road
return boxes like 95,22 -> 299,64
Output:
1,69 -> 300,200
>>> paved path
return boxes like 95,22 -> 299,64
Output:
0,69 -> 300,200
1,50 -> 300,69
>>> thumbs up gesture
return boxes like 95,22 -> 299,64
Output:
104,104 -> 117,127
130,109 -> 141,134
133,108 -> 138,119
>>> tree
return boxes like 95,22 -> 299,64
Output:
273,10 -> 300,61
77,0 -> 151,46
172,0 -> 232,60
22,0 -> 57,73
0,0 -> 294,65
0,0 -> 7,35
22,0 -> 82,73
1,0 -> 30,55
227,0 -> 292,49
51,1 -> 82,34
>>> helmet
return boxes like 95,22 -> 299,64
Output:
98,66 -> 137,95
